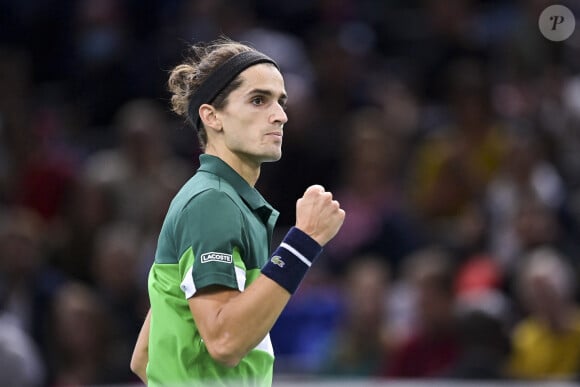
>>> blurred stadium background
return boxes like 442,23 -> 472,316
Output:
1,0 -> 580,385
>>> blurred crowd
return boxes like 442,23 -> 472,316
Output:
1,0 -> 580,385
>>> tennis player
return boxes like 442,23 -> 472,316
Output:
130,37 -> 345,386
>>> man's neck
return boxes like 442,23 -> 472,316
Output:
205,148 -> 260,187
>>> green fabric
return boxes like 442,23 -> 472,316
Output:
147,154 -> 279,386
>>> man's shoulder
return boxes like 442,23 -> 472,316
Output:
172,173 -> 242,214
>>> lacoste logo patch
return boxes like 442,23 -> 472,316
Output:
200,252 -> 233,264
270,256 -> 285,268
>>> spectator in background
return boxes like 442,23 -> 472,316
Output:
48,281 -> 129,386
445,309 -> 510,380
485,130 -> 567,271
494,193 -> 578,317
450,232 -> 512,380
510,196 -> 569,271
381,247 -> 461,378
0,312 -> 45,386
83,98 -> 192,233
324,106 -> 423,276
454,254 -> 512,328
91,222 -> 149,382
0,47 -> 33,206
417,0 -> 488,103
538,68 -> 580,196
70,0 -> 132,126
0,267 -> 45,386
408,58 -> 506,243
0,206 -> 67,377
508,246 -> 580,380
49,175 -> 115,283
320,255 -> 391,377
367,73 -> 421,156
269,268 -> 342,375
502,0 -> 563,81
11,101 -> 78,224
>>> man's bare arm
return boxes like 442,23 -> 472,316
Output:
188,276 -> 290,367
131,309 -> 151,383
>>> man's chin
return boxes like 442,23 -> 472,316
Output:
261,151 -> 282,163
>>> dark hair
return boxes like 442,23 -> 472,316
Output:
167,38 -> 259,150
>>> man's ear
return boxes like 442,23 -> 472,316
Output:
199,104 -> 222,132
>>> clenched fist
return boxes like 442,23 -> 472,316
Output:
295,185 -> 346,246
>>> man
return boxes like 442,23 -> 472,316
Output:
130,38 -> 345,386
508,247 -> 580,379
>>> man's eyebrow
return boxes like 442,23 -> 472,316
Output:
248,88 -> 288,101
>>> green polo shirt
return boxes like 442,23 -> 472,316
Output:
147,154 -> 279,386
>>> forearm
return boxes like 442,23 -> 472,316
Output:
131,309 -> 151,383
194,228 -> 322,366
217,276 -> 291,359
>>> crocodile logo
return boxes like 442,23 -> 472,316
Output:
270,256 -> 285,268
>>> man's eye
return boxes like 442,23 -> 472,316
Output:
252,96 -> 264,105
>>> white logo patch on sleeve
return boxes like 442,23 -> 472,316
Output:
200,252 -> 233,264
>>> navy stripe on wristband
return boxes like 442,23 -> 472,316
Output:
261,227 -> 322,294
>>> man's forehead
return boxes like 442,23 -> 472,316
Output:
238,64 -> 286,95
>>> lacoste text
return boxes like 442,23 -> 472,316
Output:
201,252 -> 233,264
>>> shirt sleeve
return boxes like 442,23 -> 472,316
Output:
175,189 -> 247,298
